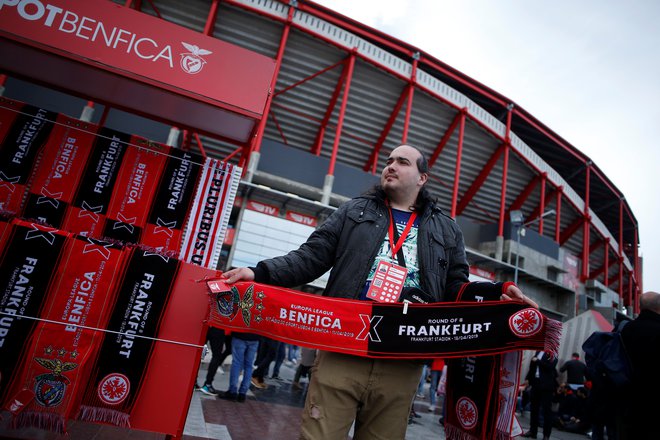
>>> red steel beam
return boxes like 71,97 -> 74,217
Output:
402,57 -> 418,144
581,164 -> 591,281
204,0 -> 220,36
192,133 -> 207,158
328,51 -> 356,175
363,85 -> 409,173
560,216 -> 584,246
508,174 -> 541,217
274,59 -> 344,98
312,57 -> 350,155
604,239 -> 609,287
242,4 -> 294,169
555,188 -> 562,243
538,173 -> 547,234
456,143 -> 504,216
450,110 -> 466,218
429,111 -> 461,168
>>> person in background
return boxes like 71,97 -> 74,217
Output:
198,327 -> 231,396
559,352 -> 587,391
251,336 -> 280,389
522,351 -> 559,440
428,358 -> 445,412
292,347 -> 317,390
221,331 -> 260,402
619,291 -> 660,439
223,145 -> 535,439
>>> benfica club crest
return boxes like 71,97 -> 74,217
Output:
179,42 -> 212,74
215,284 -> 264,326
33,358 -> 78,407
509,307 -> 543,337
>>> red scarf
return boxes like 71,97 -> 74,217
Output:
0,220 -> 69,406
7,234 -> 126,434
78,248 -> 180,427
21,115 -> 98,228
0,101 -> 56,214
102,137 -> 169,244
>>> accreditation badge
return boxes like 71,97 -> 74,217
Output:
365,260 -> 407,303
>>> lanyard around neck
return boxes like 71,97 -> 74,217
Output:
387,208 -> 417,261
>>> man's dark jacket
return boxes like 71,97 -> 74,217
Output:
252,193 -> 470,301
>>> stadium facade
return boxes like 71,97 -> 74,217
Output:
0,0 -> 641,323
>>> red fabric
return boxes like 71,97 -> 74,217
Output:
432,358 -> 445,371
7,235 -> 126,433
20,115 -> 98,228
102,136 -> 169,244
207,280 -> 561,359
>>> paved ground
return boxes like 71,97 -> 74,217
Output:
0,353 -> 593,440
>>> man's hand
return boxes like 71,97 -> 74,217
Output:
501,283 -> 539,309
222,267 -> 255,284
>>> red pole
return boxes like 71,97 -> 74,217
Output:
555,188 -> 562,243
604,238 -> 609,287
402,57 -> 417,144
497,106 -> 513,236
538,173 -> 546,234
450,109 -> 466,218
328,51 -> 356,175
241,4 -> 293,169
204,0 -> 220,36
581,164 -> 591,281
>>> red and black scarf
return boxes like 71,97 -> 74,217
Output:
78,248 -> 180,427
0,101 -> 56,214
142,147 -> 203,254
0,219 -> 68,405
7,234 -> 126,433
61,127 -> 131,237
102,137 -> 169,245
206,280 -> 561,360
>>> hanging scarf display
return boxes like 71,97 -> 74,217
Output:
179,158 -> 239,268
6,235 -> 126,434
206,280 -> 561,359
442,284 -> 558,440
142,147 -> 203,254
101,137 -> 170,244
61,127 -> 131,238
21,115 -> 98,228
0,219 -> 69,404
0,100 -> 56,214
78,248 -> 180,427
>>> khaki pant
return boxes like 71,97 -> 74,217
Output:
300,351 -> 423,440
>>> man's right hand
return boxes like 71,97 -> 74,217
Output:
222,267 -> 255,284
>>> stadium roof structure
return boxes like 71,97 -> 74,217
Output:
114,0 -> 640,308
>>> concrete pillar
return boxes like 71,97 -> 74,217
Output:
495,235 -> 504,261
79,105 -> 94,122
321,174 -> 334,205
166,127 -> 181,147
245,151 -> 261,183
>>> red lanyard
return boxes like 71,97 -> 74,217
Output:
387,208 -> 417,260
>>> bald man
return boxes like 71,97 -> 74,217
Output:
224,145 -> 535,439
619,291 -> 660,439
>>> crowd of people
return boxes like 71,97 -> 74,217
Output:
518,290 -> 660,440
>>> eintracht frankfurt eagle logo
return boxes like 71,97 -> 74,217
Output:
509,307 -> 543,337
180,42 -> 212,74
456,397 -> 478,429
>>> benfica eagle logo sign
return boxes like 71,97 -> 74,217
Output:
179,42 -> 212,74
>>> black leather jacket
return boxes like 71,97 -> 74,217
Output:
253,193 -> 470,302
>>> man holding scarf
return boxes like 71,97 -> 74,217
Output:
223,144 -> 537,439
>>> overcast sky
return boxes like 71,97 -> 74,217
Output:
315,0 -> 660,293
